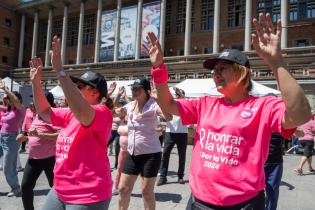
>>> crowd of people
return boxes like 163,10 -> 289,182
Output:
0,13 -> 314,210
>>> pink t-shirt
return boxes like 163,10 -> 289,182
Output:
177,95 -> 295,206
28,114 -> 58,159
298,118 -> 315,141
0,106 -> 25,134
50,104 -> 113,204
22,108 -> 35,132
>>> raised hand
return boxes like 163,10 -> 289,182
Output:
118,86 -> 125,97
108,82 -> 117,97
0,80 -> 6,90
144,32 -> 164,68
252,13 -> 283,67
49,36 -> 63,71
29,57 -> 43,82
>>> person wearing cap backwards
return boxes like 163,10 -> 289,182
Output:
116,76 -> 172,210
29,35 -> 112,210
144,14 -> 311,210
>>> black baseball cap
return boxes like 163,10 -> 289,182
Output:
203,49 -> 251,70
129,76 -> 151,91
70,71 -> 107,98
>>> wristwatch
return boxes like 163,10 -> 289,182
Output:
57,69 -> 66,78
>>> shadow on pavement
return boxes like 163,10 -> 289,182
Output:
34,189 -> 50,196
280,181 -> 295,190
131,192 -> 182,203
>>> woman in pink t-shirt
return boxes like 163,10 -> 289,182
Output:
18,92 -> 59,210
29,36 -> 113,210
144,14 -> 311,209
0,83 -> 25,197
294,115 -> 315,175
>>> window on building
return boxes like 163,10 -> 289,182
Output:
177,48 -> 184,55
204,47 -> 213,54
176,0 -> 186,33
232,44 -> 244,51
53,19 -> 63,38
228,0 -> 246,27
68,59 -> 75,64
83,14 -> 95,45
191,0 -> 195,32
257,0 -> 281,22
5,18 -> 12,27
3,37 -> 10,46
38,23 -> 47,52
2,56 -> 8,63
293,39 -> 311,47
290,0 -> 315,21
200,0 -> 214,31
67,17 -> 79,47
165,1 -> 172,35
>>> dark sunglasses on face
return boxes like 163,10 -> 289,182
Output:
131,87 -> 142,91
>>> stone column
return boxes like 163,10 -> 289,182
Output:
184,0 -> 192,56
244,0 -> 252,51
18,14 -> 26,67
159,0 -> 166,51
45,7 -> 53,67
135,0 -> 143,59
114,0 -> 122,61
213,0 -> 220,53
94,0 -> 102,63
31,11 -> 39,58
281,0 -> 288,48
61,3 -> 69,64
76,0 -> 85,64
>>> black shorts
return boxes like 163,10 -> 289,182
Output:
191,191 -> 265,210
122,152 -> 161,178
300,140 -> 314,157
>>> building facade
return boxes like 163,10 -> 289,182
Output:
1,0 -> 315,105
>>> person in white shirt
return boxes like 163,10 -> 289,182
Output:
157,87 -> 188,186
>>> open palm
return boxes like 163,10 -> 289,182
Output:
145,32 -> 164,68
29,57 -> 43,82
252,14 -> 282,67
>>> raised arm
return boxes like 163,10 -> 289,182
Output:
145,32 -> 179,116
252,13 -> 311,129
49,36 -> 95,126
30,57 -> 51,123
0,81 -> 23,110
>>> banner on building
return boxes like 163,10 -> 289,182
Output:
141,1 -> 161,58
100,10 -> 117,61
119,6 -> 138,59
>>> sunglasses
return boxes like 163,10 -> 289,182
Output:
131,87 -> 142,91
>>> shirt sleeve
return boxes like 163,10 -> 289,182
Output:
176,98 -> 200,125
265,97 -> 296,139
50,108 -> 71,128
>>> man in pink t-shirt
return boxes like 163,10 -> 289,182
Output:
294,115 -> 315,175
145,14 -> 311,209
29,36 -> 113,210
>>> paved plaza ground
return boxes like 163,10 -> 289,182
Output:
0,145 -> 315,210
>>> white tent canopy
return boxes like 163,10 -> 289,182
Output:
1,77 -> 21,92
174,79 -> 280,98
49,85 -> 65,99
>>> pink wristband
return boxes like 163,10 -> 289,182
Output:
151,63 -> 168,84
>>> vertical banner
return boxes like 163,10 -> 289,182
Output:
100,10 -> 117,61
141,1 -> 161,57
119,6 -> 137,59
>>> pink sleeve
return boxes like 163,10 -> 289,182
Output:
265,97 -> 296,139
50,108 -> 71,128
176,98 -> 200,125
83,105 -> 112,132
